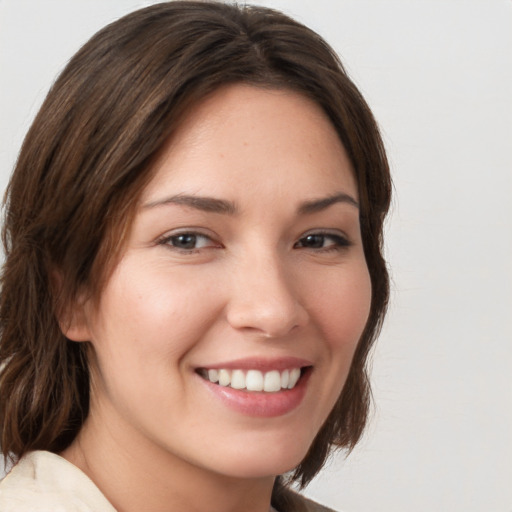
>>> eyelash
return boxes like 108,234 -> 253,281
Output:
157,231 -> 352,254
294,231 -> 352,252
157,230 -> 352,254
157,231 -> 220,254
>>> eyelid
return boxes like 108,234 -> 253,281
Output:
155,227 -> 352,252
294,229 -> 353,249
156,228 -> 222,250
300,228 -> 351,241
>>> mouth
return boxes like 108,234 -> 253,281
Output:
195,359 -> 313,417
196,366 -> 311,393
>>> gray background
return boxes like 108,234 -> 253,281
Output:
1,1 -> 511,511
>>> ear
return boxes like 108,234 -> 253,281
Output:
60,299 -> 92,342
51,270 -> 92,342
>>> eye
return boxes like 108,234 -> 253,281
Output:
294,232 -> 351,251
159,232 -> 219,251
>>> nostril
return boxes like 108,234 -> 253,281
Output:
226,304 -> 307,339
225,268 -> 308,337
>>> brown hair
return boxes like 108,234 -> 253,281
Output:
0,0 -> 390,497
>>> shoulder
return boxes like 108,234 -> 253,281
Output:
293,493 -> 338,512
273,486 -> 338,512
0,451 -> 115,512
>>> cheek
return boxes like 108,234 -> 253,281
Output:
293,262 -> 372,438
308,263 -> 372,353
86,263 -> 225,407
94,262 -> 220,349
87,263 -> 225,416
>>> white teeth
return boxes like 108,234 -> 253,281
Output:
263,370 -> 281,392
281,369 -> 289,389
218,369 -> 231,386
208,369 -> 219,383
288,368 -> 301,389
201,367 -> 304,392
246,370 -> 264,391
230,369 -> 246,389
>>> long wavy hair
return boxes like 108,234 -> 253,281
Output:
0,1 -> 391,504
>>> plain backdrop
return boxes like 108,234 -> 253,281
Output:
1,1 -> 511,511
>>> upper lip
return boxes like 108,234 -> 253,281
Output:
195,356 -> 313,373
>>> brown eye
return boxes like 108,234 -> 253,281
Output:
161,232 -> 218,251
171,234 -> 199,249
299,234 -> 326,248
295,233 -> 351,250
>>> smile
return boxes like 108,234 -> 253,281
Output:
198,368 -> 303,392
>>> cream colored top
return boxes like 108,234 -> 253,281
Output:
0,450 -> 283,511
0,450 -> 115,511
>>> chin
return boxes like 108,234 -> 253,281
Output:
206,431 -> 313,480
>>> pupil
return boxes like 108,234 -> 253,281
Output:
304,234 -> 323,248
175,234 -> 196,249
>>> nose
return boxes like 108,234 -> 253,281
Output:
226,251 -> 309,338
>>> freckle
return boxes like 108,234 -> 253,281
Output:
243,141 -> 249,146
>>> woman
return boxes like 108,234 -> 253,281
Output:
0,2 -> 391,511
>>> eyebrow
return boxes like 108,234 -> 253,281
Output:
143,194 -> 237,214
143,191 -> 359,215
297,193 -> 359,214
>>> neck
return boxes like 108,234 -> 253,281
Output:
61,404 -> 275,512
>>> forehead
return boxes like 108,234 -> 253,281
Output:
142,84 -> 357,206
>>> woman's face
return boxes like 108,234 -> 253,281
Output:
73,84 -> 371,480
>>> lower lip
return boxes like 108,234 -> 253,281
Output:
199,370 -> 311,418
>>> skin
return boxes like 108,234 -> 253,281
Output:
61,84 -> 372,512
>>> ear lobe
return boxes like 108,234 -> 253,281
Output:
60,302 -> 91,342
51,270 -> 92,342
